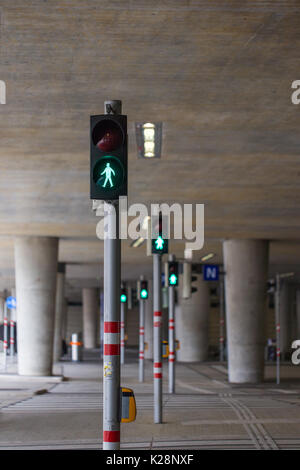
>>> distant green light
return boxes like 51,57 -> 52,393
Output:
169,274 -> 178,286
155,236 -> 164,250
120,294 -> 127,303
140,289 -> 148,299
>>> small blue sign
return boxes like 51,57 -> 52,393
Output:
203,265 -> 219,281
6,296 -> 16,309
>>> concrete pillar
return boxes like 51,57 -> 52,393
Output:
82,287 -> 98,348
279,282 -> 292,357
14,236 -> 58,376
296,290 -> 300,340
53,264 -> 65,362
175,273 -> 210,362
223,239 -> 269,383
0,294 -> 5,323
144,280 -> 153,360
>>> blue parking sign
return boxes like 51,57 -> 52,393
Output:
6,296 -> 17,309
203,265 -> 219,281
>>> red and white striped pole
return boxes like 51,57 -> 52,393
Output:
138,275 -> 145,382
153,254 -> 162,423
10,319 -> 15,356
275,274 -> 281,385
3,302 -> 8,369
120,305 -> 125,365
102,100 -> 122,450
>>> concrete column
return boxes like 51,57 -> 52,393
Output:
53,264 -> 65,362
0,294 -> 5,323
144,280 -> 153,360
279,282 -> 292,357
82,287 -> 98,348
296,290 -> 300,340
14,236 -> 58,376
223,239 -> 269,383
175,273 -> 210,362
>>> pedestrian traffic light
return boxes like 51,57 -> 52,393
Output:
151,213 -> 168,255
120,288 -> 127,303
140,280 -> 148,300
168,261 -> 178,286
90,114 -> 127,200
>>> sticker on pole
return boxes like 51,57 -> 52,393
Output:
6,296 -> 16,309
203,265 -> 219,281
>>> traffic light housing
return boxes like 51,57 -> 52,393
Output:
168,261 -> 179,286
137,280 -> 148,300
151,213 -> 168,255
140,280 -> 148,300
183,262 -> 198,299
90,114 -> 127,200
120,288 -> 127,303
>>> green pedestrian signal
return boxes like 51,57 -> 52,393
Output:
93,156 -> 124,191
151,212 -> 168,255
141,288 -> 148,299
155,236 -> 164,250
138,280 -> 148,300
101,162 -> 115,187
167,261 -> 179,286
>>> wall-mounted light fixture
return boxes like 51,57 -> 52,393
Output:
201,253 -> 215,262
135,122 -> 162,158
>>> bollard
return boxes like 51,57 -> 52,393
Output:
70,333 -> 83,362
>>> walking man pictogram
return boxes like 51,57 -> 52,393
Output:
101,162 -> 115,188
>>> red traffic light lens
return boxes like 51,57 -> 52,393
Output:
92,119 -> 123,151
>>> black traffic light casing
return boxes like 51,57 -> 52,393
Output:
168,261 -> 179,286
139,280 -> 149,300
90,114 -> 127,200
151,212 -> 168,255
191,275 -> 198,294
120,287 -> 127,303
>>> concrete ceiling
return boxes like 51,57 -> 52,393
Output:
0,0 -> 299,288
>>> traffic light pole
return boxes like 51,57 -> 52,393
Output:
120,299 -> 125,365
219,276 -> 225,362
275,274 -> 281,385
168,254 -> 175,394
168,283 -> 175,393
3,302 -> 8,369
153,253 -> 162,423
102,100 -> 122,451
139,275 -> 145,382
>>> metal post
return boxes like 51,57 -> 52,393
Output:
3,302 -> 8,369
153,253 -> 162,423
275,274 -> 281,385
219,276 -> 225,362
120,300 -> 125,365
102,99 -> 122,451
10,317 -> 15,357
168,254 -> 175,394
139,275 -> 145,382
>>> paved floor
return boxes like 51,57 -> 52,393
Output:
1,349 -> 300,449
